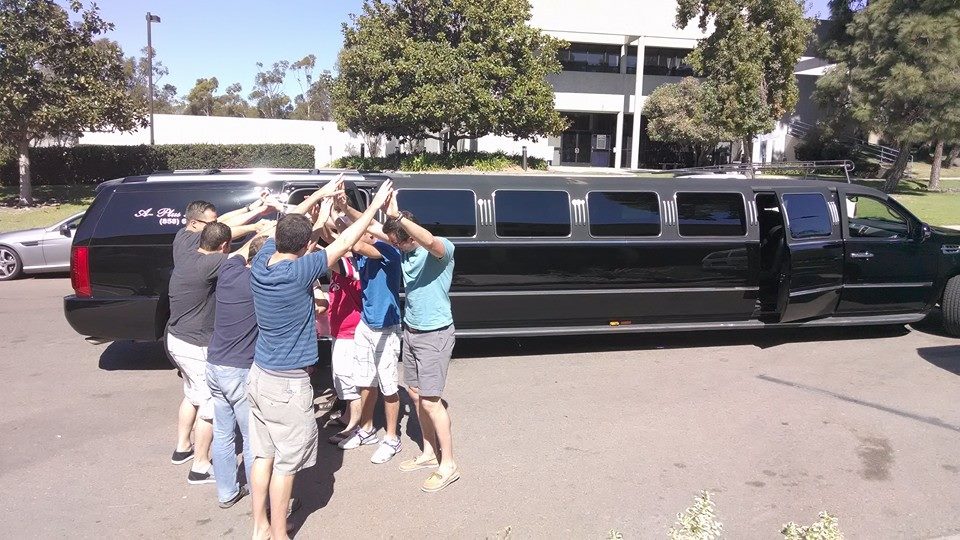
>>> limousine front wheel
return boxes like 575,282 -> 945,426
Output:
944,275 -> 960,337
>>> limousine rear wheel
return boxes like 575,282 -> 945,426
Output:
0,245 -> 22,281
944,275 -> 960,337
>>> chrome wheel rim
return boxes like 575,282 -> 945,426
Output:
0,247 -> 18,278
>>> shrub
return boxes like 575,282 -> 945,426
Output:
332,151 -> 547,172
782,512 -> 843,540
794,128 -> 881,178
0,144 -> 315,186
668,491 -> 724,540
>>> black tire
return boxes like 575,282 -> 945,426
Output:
944,275 -> 960,337
0,245 -> 23,281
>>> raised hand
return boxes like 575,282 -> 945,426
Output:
384,188 -> 400,218
256,219 -> 276,232
371,179 -> 393,210
316,173 -> 345,198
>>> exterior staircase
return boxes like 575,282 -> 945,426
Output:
787,119 -> 901,165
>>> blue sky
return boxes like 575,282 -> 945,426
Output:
67,0 -> 833,99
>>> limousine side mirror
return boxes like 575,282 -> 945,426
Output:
919,222 -> 932,242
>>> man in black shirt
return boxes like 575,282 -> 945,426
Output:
167,199 -> 273,484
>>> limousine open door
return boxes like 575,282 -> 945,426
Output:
766,188 -> 845,323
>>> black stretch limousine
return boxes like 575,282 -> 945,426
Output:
64,169 -> 960,341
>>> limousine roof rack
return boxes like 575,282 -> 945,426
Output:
666,160 -> 855,183
122,168 -> 362,183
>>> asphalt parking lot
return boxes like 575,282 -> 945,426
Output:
2,276 -> 959,539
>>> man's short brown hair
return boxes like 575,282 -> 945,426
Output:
248,235 -> 269,263
185,200 -> 216,222
199,221 -> 231,251
383,211 -> 416,243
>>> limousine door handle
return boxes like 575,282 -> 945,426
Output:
849,251 -> 874,259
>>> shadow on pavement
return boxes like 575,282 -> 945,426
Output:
452,324 -> 913,359
917,345 -> 960,376
98,340 -> 174,371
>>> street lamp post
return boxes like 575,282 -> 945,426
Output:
146,12 -> 161,145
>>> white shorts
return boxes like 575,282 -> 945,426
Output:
353,320 -> 401,396
166,333 -> 214,420
331,337 -> 360,401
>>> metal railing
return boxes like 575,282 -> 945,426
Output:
787,119 -> 901,165
664,160 -> 856,183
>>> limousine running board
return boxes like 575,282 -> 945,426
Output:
455,312 -> 927,337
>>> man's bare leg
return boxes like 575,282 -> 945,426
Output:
250,457 -> 273,540
383,393 -> 400,439
421,396 -> 455,473
176,398 -> 197,452
408,387 -> 437,461
357,386 -> 379,432
336,398 -> 362,436
192,417 -> 214,471
269,472 -> 296,540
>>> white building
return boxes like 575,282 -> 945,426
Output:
81,0 -> 828,170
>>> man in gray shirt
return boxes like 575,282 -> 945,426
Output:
167,199 -> 273,484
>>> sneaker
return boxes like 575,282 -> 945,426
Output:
337,427 -> 379,450
218,486 -> 249,509
328,431 -> 351,444
187,467 -> 216,485
370,437 -> 402,464
171,447 -> 194,465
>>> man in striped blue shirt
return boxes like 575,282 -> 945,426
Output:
247,177 -> 393,540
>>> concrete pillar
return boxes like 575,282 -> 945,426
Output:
630,37 -> 645,170
614,41 -> 627,169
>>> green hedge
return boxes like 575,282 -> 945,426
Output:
0,144 -> 315,186
333,151 -> 548,172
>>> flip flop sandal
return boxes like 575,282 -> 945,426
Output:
399,456 -> 439,472
421,468 -> 461,493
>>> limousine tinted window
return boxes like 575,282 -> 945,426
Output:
495,190 -> 570,237
782,193 -> 832,239
588,191 -> 660,237
676,192 -> 746,237
95,189 -> 252,239
396,189 -> 476,237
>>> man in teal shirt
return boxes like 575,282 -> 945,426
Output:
382,193 -> 459,493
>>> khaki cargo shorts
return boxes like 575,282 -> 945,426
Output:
165,332 -> 214,420
246,365 -> 318,475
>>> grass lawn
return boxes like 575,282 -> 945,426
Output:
906,161 -> 960,183
0,185 -> 94,233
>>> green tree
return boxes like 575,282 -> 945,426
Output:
289,55 -> 334,121
214,82 -> 254,118
122,46 -> 179,114
0,0 -> 146,204
816,0 -> 960,192
675,0 -> 812,168
644,77 -> 731,166
249,61 -> 291,119
185,77 -> 219,116
333,0 -> 567,151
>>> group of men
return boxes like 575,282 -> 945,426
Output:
163,174 -> 459,540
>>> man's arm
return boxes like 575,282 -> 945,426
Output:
230,223 -> 276,260
218,195 -> 278,228
229,219 -> 273,240
325,180 -> 394,268
338,194 -> 390,242
384,192 -> 446,259
290,173 -> 344,216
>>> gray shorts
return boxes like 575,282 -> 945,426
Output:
246,365 -> 318,475
402,324 -> 455,397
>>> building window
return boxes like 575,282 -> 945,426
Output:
559,43 -> 621,73
676,192 -> 746,237
495,190 -> 571,237
396,189 -> 477,237
641,47 -> 695,77
588,191 -> 661,237
782,193 -> 832,239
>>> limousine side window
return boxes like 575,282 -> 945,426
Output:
396,189 -> 476,237
587,191 -> 660,236
676,192 -> 746,237
494,190 -> 570,237
96,189 -> 254,239
782,193 -> 832,239
845,195 -> 909,239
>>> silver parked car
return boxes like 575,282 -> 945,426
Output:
0,211 -> 85,281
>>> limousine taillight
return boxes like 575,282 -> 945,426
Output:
70,246 -> 91,298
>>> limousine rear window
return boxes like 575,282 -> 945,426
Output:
494,190 -> 570,237
95,189 -> 256,239
396,189 -> 476,237
676,192 -> 747,237
782,193 -> 832,239
587,191 -> 660,237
